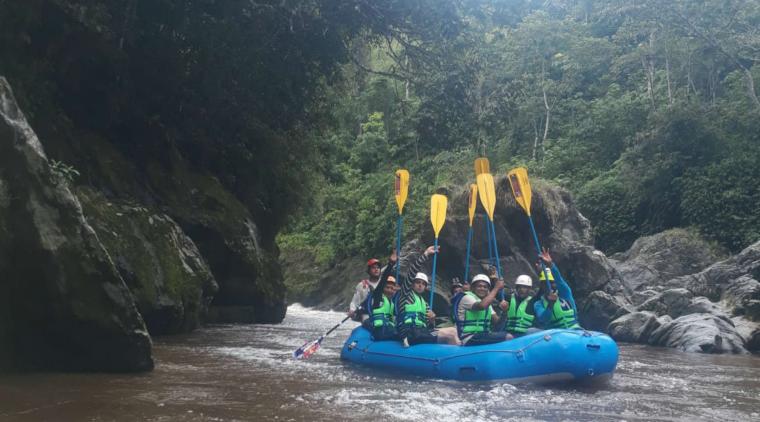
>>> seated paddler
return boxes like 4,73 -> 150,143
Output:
362,249 -> 398,341
395,245 -> 459,347
533,249 -> 582,330
452,273 -> 513,346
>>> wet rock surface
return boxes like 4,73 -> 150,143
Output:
609,239 -> 760,353
0,77 -> 152,372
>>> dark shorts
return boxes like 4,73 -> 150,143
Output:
508,327 -> 542,337
372,326 -> 398,341
362,319 -> 398,341
462,331 -> 511,346
406,326 -> 437,345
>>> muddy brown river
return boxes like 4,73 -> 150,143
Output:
1,305 -> 759,421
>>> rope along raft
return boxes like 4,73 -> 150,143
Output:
341,327 -> 618,383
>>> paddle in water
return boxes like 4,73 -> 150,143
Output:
507,167 -> 553,292
293,314 -> 353,359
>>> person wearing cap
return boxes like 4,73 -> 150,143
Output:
503,274 -> 540,336
452,273 -> 512,346
533,249 -> 582,330
348,257 -> 383,321
450,278 -> 465,296
362,250 -> 399,340
395,245 -> 460,346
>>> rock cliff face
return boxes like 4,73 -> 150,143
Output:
0,77 -> 152,372
608,233 -> 759,354
1,72 -> 289,372
77,187 -> 218,335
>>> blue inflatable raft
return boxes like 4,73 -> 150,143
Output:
340,327 -> 619,383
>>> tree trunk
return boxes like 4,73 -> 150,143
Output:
665,50 -> 673,106
120,0 -> 137,50
744,68 -> 760,111
404,56 -> 410,101
642,31 -> 657,112
532,119 -> 539,161
540,60 -> 551,167
542,84 -> 550,160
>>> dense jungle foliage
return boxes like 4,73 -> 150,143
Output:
1,1 -> 759,263
279,0 -> 760,261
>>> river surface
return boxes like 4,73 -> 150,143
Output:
1,304 -> 759,421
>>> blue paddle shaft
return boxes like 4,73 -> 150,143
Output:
464,226 -> 473,282
485,216 -> 493,268
488,218 -> 504,300
489,219 -> 502,278
527,216 -> 552,292
395,215 -> 403,282
429,237 -> 439,309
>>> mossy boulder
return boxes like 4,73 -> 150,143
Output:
77,187 -> 218,335
0,76 -> 152,372
145,150 -> 286,323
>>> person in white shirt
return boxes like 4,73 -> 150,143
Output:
347,258 -> 382,321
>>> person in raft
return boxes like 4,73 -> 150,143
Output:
396,245 -> 460,347
533,249 -> 582,330
503,274 -> 541,337
362,250 -> 399,341
348,257 -> 382,322
452,273 -> 513,346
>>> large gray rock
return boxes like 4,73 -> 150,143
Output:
610,229 -> 724,295
608,311 -> 662,343
78,188 -> 218,334
721,275 -> 760,321
649,313 -> 747,354
608,240 -> 760,354
285,239 -> 453,318
580,290 -> 633,332
435,178 -> 629,326
637,288 -> 694,318
146,152 -> 286,324
0,77 -> 152,372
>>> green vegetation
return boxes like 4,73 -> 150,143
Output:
280,0 -> 760,260
2,1 -> 759,265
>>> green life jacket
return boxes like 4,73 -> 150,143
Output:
369,296 -> 395,328
506,294 -> 535,334
400,292 -> 428,328
542,297 -> 581,329
459,292 -> 492,337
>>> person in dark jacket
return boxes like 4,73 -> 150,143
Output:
533,249 -> 582,330
362,251 -> 399,341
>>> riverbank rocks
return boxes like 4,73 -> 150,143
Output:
649,313 -> 747,354
78,187 -> 218,334
0,77 -> 153,372
610,229 -> 724,296
143,152 -> 286,324
608,311 -> 663,343
609,239 -> 760,353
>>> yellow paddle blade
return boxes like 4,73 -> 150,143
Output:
430,194 -> 448,238
507,167 -> 532,216
467,184 -> 478,226
476,173 -> 496,220
474,157 -> 490,176
394,169 -> 410,214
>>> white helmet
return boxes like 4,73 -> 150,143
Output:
414,272 -> 429,283
515,274 -> 533,287
471,274 -> 491,287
